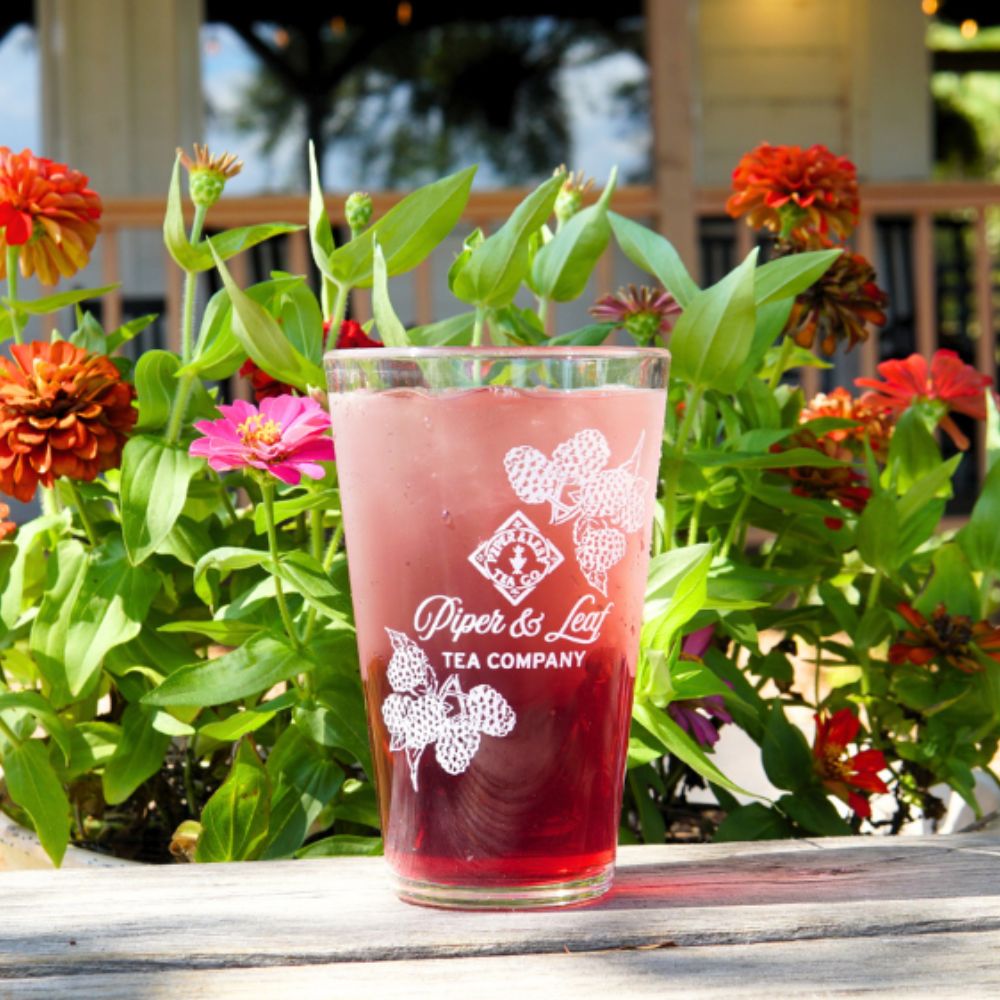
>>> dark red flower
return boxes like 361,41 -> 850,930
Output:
0,341 -> 137,502
240,319 -> 382,402
855,349 -> 993,451
335,318 -> 381,350
812,709 -> 888,819
889,603 -> 1000,674
770,432 -> 871,530
785,247 -> 888,355
0,147 -> 102,285
799,386 -> 895,461
726,143 -> 859,243
590,285 -> 682,344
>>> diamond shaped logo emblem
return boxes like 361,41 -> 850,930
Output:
468,511 -> 564,606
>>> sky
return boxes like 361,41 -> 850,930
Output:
0,21 -> 651,194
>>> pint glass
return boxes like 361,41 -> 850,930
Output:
326,347 -> 669,908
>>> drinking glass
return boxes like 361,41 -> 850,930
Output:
326,347 -> 669,909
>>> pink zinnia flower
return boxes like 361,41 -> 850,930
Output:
189,395 -> 334,485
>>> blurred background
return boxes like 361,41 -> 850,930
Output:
0,0 -> 998,506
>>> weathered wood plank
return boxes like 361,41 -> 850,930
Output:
3,930 -> 999,999
0,834 -> 996,980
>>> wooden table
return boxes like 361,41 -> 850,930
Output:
0,832 -> 998,998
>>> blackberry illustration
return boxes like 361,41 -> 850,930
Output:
551,428 -> 611,483
466,684 -> 516,737
576,467 -> 633,521
386,628 -> 432,692
614,477 -> 649,533
403,694 -> 450,750
576,526 -> 627,595
382,692 -> 413,737
504,445 -> 562,504
434,716 -> 482,775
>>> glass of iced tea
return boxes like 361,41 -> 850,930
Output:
326,347 -> 668,909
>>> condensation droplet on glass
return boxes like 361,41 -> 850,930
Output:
441,509 -> 453,525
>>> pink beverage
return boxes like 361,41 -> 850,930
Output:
326,348 -> 668,908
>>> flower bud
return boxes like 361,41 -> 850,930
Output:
554,166 -> 593,227
177,144 -> 242,209
345,191 -> 373,237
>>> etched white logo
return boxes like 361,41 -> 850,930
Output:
382,629 -> 516,791
468,510 -> 564,606
504,429 -> 650,597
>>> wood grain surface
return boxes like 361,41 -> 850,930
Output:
0,833 -> 997,998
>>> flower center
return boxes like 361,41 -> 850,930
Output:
238,413 -> 283,448
818,744 -> 851,782
931,607 -> 973,653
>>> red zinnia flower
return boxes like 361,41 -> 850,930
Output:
240,319 -> 382,403
0,148 -> 102,285
726,143 -> 859,243
0,341 -> 137,502
590,285 -> 682,344
889,603 -> 1000,675
812,709 -> 888,819
855,349 -> 993,451
770,432 -> 871,529
785,247 -> 888,355
799,386 -> 895,460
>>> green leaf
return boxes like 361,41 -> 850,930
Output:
159,619 -> 263,646
3,740 -> 70,866
734,297 -> 796,384
546,322 -> 616,346
60,537 -> 160,697
669,249 -> 758,393
133,350 -> 181,432
274,550 -> 352,624
165,158 -> 302,272
451,173 -> 564,308
142,634 -> 309,707
121,435 -> 203,566
855,605 -> 894,650
530,167 -> 617,301
293,678 -> 372,774
195,739 -> 271,862
0,692 -> 71,763
897,455 -> 960,523
855,492 -> 901,573
371,241 -> 408,347
916,544 -> 980,620
818,581 -> 859,635
252,489 -> 338,534
198,701 -> 285,742
887,408 -> 942,491
211,246 -> 325,391
632,699 -> 750,796
102,705 -> 172,806
608,211 -> 699,307
105,313 -> 157,354
323,167 -> 476,288
753,249 -> 841,305
4,284 -> 118,315
193,546 -> 267,606
777,791 -> 853,837
157,515 -> 215,568
761,703 -> 813,792
958,458 -> 1000,575
691,447 -> 846,470
1,513 -> 67,633
296,835 -> 383,858
307,142 -> 336,271
407,311 -> 476,347
713,803 -> 793,842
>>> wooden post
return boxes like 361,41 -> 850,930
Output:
913,211 -> 936,359
974,207 -> 996,479
644,0 -> 699,281
101,227 -> 123,335
857,213 -> 879,379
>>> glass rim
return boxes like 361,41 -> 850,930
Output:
323,345 -> 671,364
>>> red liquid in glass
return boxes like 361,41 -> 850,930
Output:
330,385 -> 665,888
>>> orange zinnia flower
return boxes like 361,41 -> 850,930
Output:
812,709 -> 888,819
889,603 -> 1000,675
0,148 -> 102,285
0,341 -> 136,502
856,349 -> 994,451
0,502 -> 15,541
726,143 -> 859,243
799,386 -> 895,460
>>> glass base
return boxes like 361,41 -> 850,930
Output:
392,861 -> 615,910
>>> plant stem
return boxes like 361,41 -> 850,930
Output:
720,491 -> 752,559
662,384 -> 705,549
65,480 -> 99,547
180,204 -> 208,365
536,295 -> 549,332
0,715 -> 22,750
5,245 -> 22,344
164,373 -> 196,445
673,384 -> 704,454
329,281 -> 348,335
301,507 -> 327,653
687,497 -> 703,546
324,518 -> 345,572
763,526 -> 787,569
182,746 -> 199,815
261,479 -> 303,654
767,334 -> 797,390
472,306 -> 485,347
213,471 -> 238,524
